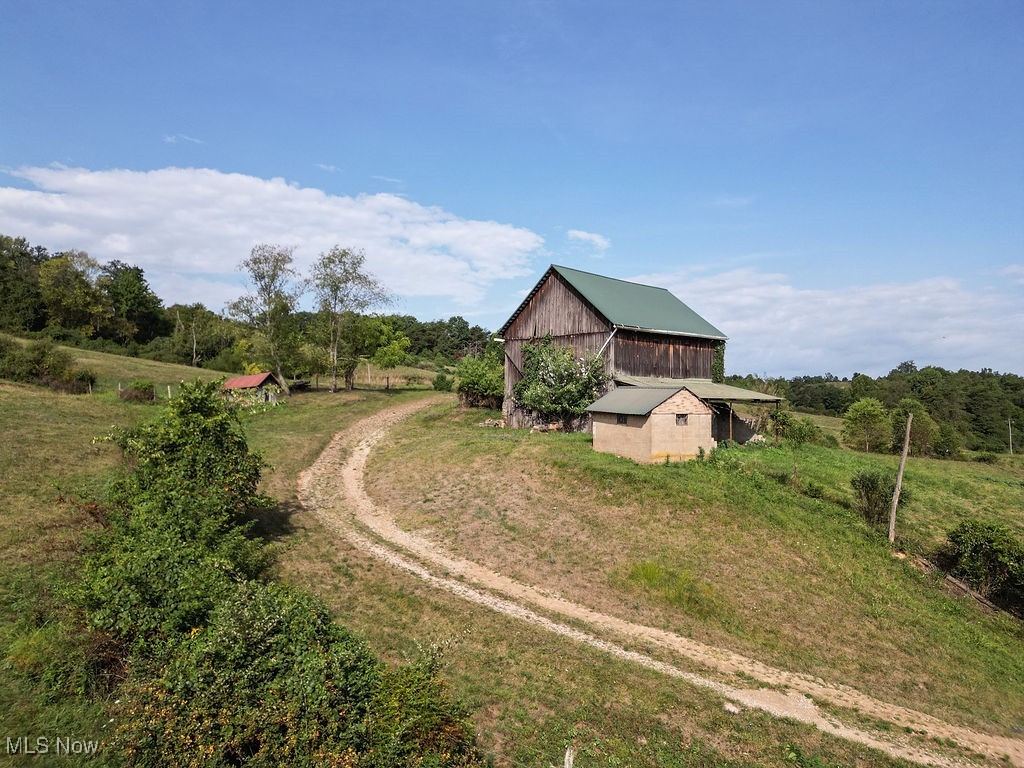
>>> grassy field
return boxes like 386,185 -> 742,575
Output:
1,348 -> 1019,767
365,403 -> 1024,741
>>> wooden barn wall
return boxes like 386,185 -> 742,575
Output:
504,272 -> 609,341
613,330 -> 716,379
503,271 -> 613,409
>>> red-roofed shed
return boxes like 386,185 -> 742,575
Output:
223,372 -> 279,391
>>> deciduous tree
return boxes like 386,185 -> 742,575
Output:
227,244 -> 304,394
310,246 -> 388,391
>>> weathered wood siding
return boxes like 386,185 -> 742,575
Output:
504,271 -> 608,340
503,271 -> 613,413
612,330 -> 715,380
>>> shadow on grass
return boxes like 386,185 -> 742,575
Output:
253,498 -> 301,541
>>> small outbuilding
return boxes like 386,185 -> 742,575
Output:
586,379 -> 781,463
223,372 -> 281,402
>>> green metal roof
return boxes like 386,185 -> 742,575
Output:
614,376 -> 783,403
499,265 -> 727,339
585,387 -> 680,416
552,265 -> 727,339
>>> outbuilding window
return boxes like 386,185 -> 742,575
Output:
616,414 -> 628,425
675,414 -> 688,426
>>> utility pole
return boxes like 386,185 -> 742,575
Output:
1010,418 -> 1014,455
890,413 -> 912,544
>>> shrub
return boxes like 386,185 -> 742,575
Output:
456,353 -> 503,409
850,469 -> 910,529
513,339 -> 608,430
433,372 -> 454,392
943,519 -> 1023,610
114,582 -> 484,766
119,380 -> 155,402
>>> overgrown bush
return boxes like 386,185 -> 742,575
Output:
513,339 -> 608,430
119,379 -> 155,402
850,469 -> 910,529
70,379 -> 484,765
433,372 -> 454,392
456,353 -> 503,409
113,581 -> 482,766
943,519 -> 1023,611
0,335 -> 96,392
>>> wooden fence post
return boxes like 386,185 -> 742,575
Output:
889,413 -> 912,544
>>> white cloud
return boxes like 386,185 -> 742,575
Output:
1000,264 -> 1024,285
633,266 -> 1024,377
567,229 -> 611,251
162,134 -> 204,145
315,163 -> 340,173
0,165 -> 543,311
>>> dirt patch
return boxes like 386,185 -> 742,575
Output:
298,401 -> 1024,768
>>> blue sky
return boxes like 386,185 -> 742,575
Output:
2,0 -> 1022,376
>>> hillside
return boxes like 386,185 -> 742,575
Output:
2,347 -> 1021,767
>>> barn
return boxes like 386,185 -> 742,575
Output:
498,264 -> 780,458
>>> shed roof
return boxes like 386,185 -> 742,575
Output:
500,265 -> 727,340
615,376 -> 783,403
223,372 -> 278,390
585,387 -> 679,416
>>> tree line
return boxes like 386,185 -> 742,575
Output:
728,362 -> 1023,453
0,234 -> 490,390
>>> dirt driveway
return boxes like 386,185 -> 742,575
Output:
297,399 -> 1024,768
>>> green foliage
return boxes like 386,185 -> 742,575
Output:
711,342 -> 725,384
944,520 -> 1024,609
432,372 -> 454,392
513,339 -> 608,429
455,352 -> 504,409
626,561 -> 726,619
119,380 -> 156,403
841,397 -> 890,452
850,469 -> 909,529
107,379 -> 269,523
113,581 -> 483,767
65,378 -> 483,764
771,412 -> 826,446
890,398 -> 938,456
0,335 -> 96,393
0,234 -> 47,332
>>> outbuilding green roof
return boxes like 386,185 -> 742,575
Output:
500,265 -> 727,339
614,376 -> 783,403
587,379 -> 783,415
585,387 -> 680,416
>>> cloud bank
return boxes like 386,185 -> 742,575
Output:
0,165 -> 543,311
636,266 -> 1024,377
1,165 -> 1019,376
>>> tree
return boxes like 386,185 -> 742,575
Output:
371,322 -> 411,390
513,340 -> 608,430
890,398 -> 938,456
310,246 -> 388,392
0,234 -> 48,332
38,250 -> 108,336
842,397 -> 890,452
227,244 -> 304,394
96,260 -> 168,344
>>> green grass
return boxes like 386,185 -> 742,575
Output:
366,404 -> 1024,739
0,348 -> 1014,767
